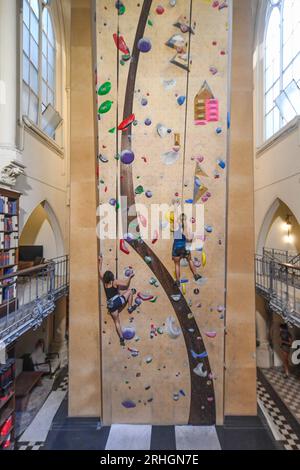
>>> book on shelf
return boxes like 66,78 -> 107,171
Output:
0,249 -> 16,267
0,197 -> 17,216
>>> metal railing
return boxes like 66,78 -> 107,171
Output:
0,255 -> 69,347
255,254 -> 300,327
263,247 -> 299,266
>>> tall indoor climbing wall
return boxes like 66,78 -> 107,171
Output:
96,0 -> 229,425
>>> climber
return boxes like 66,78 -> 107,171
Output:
99,255 -> 137,346
172,213 -> 202,288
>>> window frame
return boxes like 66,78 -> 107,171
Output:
263,0 -> 300,141
21,0 -> 56,133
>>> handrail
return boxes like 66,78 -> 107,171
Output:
0,262 -> 51,282
271,260 -> 300,272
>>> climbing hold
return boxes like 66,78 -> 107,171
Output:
174,14 -> 195,34
98,81 -> 112,96
118,114 -> 135,131
109,127 -> 116,134
163,79 -> 176,90
217,305 -> 224,313
141,98 -> 148,106
193,363 -> 207,378
145,355 -> 153,364
177,96 -> 186,106
152,230 -> 158,244
148,19 -> 154,26
138,38 -> 152,53
144,118 -> 152,126
137,292 -> 154,302
124,267 -> 134,278
122,400 -> 136,409
138,214 -> 147,227
150,296 -> 158,303
216,127 -> 222,134
179,389 -> 186,397
166,316 -> 181,339
161,150 -> 180,165
123,327 -> 136,340
169,0 -> 176,6
157,327 -> 164,335
202,251 -> 207,267
173,393 -> 180,402
109,198 -> 117,207
156,5 -> 165,15
170,294 -> 181,302
149,277 -> 159,287
205,225 -> 213,233
120,239 -> 130,255
209,66 -> 218,75
194,288 -> 200,295
144,256 -> 152,264
121,150 -> 135,165
205,331 -> 217,339
157,124 -> 171,138
191,350 -> 208,360
145,190 -> 153,199
128,347 -> 139,357
99,154 -> 109,163
181,283 -> 186,295
135,298 -> 142,306
217,159 -> 226,169
98,100 -> 113,114
113,33 -> 130,55
207,397 -> 214,403
135,185 -> 144,195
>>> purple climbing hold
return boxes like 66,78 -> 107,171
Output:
122,400 -> 136,409
138,38 -> 152,53
141,98 -> 148,106
121,149 -> 135,165
145,190 -> 153,198
135,298 -> 142,306
123,327 -> 136,340
144,118 -> 152,126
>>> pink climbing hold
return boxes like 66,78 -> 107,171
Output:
138,214 -> 147,228
205,332 -> 217,339
152,230 -> 159,244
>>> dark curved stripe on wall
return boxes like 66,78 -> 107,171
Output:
120,0 -> 215,425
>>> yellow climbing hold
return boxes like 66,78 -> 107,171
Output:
202,251 -> 207,267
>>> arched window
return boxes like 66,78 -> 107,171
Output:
264,0 -> 300,141
22,0 -> 56,135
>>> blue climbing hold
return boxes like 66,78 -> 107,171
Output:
177,96 -> 186,106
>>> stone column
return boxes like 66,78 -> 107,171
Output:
224,0 -> 257,416
0,0 -> 25,186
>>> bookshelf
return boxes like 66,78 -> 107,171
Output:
0,359 -> 16,450
0,189 -> 20,316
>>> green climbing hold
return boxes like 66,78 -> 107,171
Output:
157,327 -> 164,335
98,81 -> 112,96
120,60 -> 125,66
118,4 -> 126,15
109,127 -> 116,134
98,100 -> 113,114
135,185 -> 144,195
144,256 -> 152,264
148,19 -> 154,26
116,201 -> 120,210
150,296 -> 158,303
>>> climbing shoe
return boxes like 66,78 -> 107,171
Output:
128,304 -> 137,314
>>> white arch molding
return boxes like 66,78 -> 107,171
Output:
20,199 -> 65,257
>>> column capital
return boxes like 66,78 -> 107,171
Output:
0,147 -> 25,188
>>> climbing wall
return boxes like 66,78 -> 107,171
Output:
96,0 -> 229,425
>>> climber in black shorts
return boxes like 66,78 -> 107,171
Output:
99,255 -> 137,346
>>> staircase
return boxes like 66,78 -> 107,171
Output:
255,249 -> 300,327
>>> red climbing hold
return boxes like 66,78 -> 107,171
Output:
113,33 -> 130,55
156,5 -> 165,15
120,239 -> 130,255
152,230 -> 159,244
118,113 -> 136,131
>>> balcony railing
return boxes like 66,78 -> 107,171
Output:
263,247 -> 300,267
0,255 -> 69,347
255,254 -> 300,327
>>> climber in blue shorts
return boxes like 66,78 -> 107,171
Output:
172,214 -> 202,288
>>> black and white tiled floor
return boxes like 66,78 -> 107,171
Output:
17,367 -> 300,451
257,369 -> 300,450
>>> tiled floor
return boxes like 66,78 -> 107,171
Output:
261,367 -> 300,424
258,369 -> 300,450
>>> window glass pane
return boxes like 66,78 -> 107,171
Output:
30,0 -> 39,18
273,106 -> 281,134
283,63 -> 293,88
22,82 -> 30,116
23,25 -> 30,56
48,89 -> 54,106
42,8 -> 48,34
47,14 -> 55,46
30,37 -> 39,68
275,90 -> 297,122
285,80 -> 300,114
28,92 -> 38,124
23,54 -> 30,83
265,89 -> 274,114
266,111 -> 274,140
292,53 -> 300,83
48,45 -> 55,68
42,32 -> 47,56
42,54 -> 47,80
30,11 -> 39,43
48,64 -> 54,89
30,64 -> 39,94
23,0 -> 30,27
42,80 -> 48,105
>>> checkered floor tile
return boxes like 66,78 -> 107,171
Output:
17,441 -> 44,451
257,379 -> 300,450
261,368 -> 300,424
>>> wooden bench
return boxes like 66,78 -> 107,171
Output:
15,371 -> 44,411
